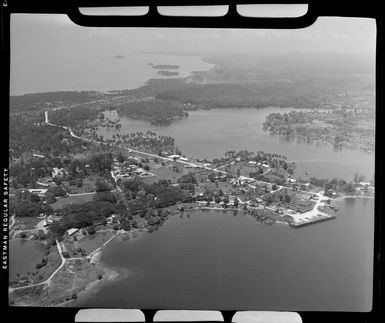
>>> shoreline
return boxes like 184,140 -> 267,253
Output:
12,197 -> 372,306
61,229 -> 147,306
57,228 -> 149,307
334,195 -> 374,201
57,256 -> 128,307
10,229 -> 143,307
11,55 -> 215,98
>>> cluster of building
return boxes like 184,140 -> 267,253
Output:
167,154 -> 189,162
356,181 -> 375,194
247,160 -> 270,169
111,159 -> 152,181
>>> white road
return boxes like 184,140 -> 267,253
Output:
45,110 -> 234,176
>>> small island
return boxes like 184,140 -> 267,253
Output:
152,64 -> 179,69
157,70 -> 179,76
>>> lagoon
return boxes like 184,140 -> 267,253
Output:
9,240 -> 46,278
100,108 -> 374,181
76,198 -> 374,311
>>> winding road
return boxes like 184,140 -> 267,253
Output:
43,109 -> 333,227
44,110 -> 236,176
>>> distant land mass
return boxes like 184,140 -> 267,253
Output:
157,70 -> 179,76
114,55 -> 125,59
152,64 -> 180,69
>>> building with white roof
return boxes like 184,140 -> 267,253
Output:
52,167 -> 67,178
65,228 -> 79,236
28,188 -> 48,196
168,154 -> 181,159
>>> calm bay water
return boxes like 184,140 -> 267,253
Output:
76,198 -> 374,311
10,52 -> 214,95
100,108 -> 374,181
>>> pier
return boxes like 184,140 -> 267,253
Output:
290,214 -> 337,228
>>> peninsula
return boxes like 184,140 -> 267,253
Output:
157,70 -> 179,76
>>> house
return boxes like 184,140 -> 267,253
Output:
106,214 -> 119,224
45,214 -> 61,225
248,161 -> 257,165
52,167 -> 67,178
168,154 -> 181,160
65,228 -> 79,237
36,177 -> 52,187
28,188 -> 48,196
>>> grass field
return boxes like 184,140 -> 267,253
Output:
51,193 -> 95,210
14,217 -> 42,230
75,231 -> 115,255
150,162 -> 190,183
64,174 -> 111,194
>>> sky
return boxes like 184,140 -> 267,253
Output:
11,14 -> 376,56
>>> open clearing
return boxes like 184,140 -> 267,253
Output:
51,193 -> 95,210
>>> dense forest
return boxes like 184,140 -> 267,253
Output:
155,81 -> 332,109
157,70 -> 179,76
262,110 -> 375,153
116,99 -> 190,125
9,116 -> 88,159
48,106 -> 101,128
49,200 -> 128,239
10,91 -> 112,112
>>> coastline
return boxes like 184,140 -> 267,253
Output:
59,229 -> 150,307
57,253 -> 128,307
334,195 -> 374,201
11,54 -> 215,97
57,231 -> 138,307
10,229 -> 145,307
10,198 -> 373,306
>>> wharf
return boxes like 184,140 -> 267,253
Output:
290,214 -> 337,228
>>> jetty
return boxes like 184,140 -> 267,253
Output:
290,213 -> 337,228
